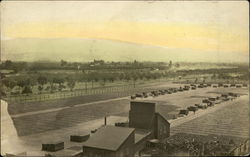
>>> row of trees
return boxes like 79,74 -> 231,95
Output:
2,76 -> 77,95
1,71 -> 169,96
1,59 -> 175,72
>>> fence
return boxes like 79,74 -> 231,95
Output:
3,84 -> 145,104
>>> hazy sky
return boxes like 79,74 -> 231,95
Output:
1,1 -> 249,62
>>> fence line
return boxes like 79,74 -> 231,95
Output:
3,84 -> 141,103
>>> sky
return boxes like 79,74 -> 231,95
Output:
1,1 -> 249,62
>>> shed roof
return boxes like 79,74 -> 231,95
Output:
135,129 -> 152,144
83,125 -> 135,151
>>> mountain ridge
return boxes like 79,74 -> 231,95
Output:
1,38 -> 248,63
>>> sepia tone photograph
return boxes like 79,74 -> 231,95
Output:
0,0 -> 249,157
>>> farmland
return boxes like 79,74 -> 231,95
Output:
9,83 -> 249,138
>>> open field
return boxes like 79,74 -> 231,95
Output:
12,99 -> 129,136
9,83 -> 249,136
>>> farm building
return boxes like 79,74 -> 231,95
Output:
129,101 -> 170,154
82,126 -> 135,157
82,101 -> 171,157
129,101 -> 170,140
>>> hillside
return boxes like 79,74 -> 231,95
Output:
1,38 -> 248,63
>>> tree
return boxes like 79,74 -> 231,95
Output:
53,78 -> 64,85
17,79 -> 31,89
124,73 -> 131,82
2,79 -> 16,90
211,73 -> 216,80
145,73 -> 152,80
49,83 -> 57,93
58,84 -> 66,91
138,73 -> 144,80
22,86 -> 32,95
51,77 -> 65,92
38,76 -> 48,86
37,76 -> 47,94
175,63 -> 180,68
38,85 -> 43,94
60,60 -> 67,66
81,74 -> 88,91
194,78 -> 198,83
169,60 -> 172,68
88,72 -> 97,88
67,80 -> 76,91
102,77 -> 107,87
67,78 -> 76,91
107,73 -> 115,83
4,60 -> 13,69
118,73 -> 125,81
99,73 -> 108,87
0,86 -> 6,97
132,73 -> 138,88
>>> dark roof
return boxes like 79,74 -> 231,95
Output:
135,129 -> 152,144
155,112 -> 170,125
83,125 -> 135,151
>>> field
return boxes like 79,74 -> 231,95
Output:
9,83 -> 249,137
12,99 -> 129,136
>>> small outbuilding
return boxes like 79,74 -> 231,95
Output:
82,126 -> 135,157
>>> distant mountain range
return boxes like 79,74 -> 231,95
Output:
1,38 -> 248,63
